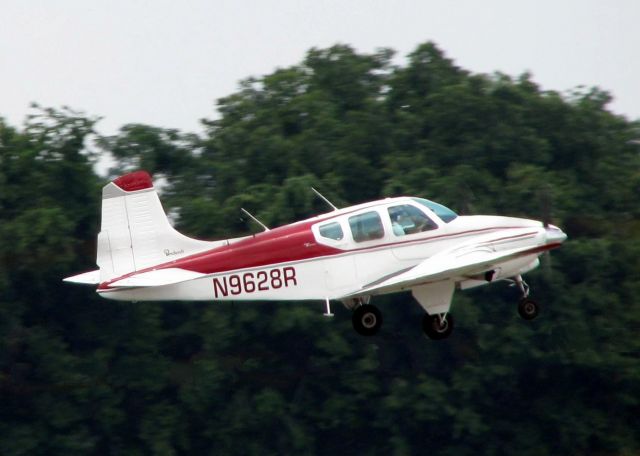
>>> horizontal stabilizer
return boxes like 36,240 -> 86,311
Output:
63,270 -> 101,285
107,268 -> 206,288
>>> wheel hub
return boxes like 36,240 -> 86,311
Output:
422,313 -> 454,340
434,318 -> 448,333
518,298 -> 540,320
352,304 -> 383,336
362,313 -> 377,328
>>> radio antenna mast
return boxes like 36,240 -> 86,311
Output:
240,208 -> 270,231
311,187 -> 339,211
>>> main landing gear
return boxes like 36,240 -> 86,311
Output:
350,303 -> 455,340
422,313 -> 454,340
340,297 -> 383,336
341,273 -> 540,339
352,303 -> 383,336
514,275 -> 540,320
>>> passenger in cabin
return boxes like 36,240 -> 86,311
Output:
389,205 -> 437,236
391,213 -> 405,236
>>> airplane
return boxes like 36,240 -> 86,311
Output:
64,170 -> 567,340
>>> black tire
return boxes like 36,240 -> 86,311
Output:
352,304 -> 382,336
518,298 -> 540,320
422,314 -> 454,340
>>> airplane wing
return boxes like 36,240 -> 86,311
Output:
342,232 -> 555,300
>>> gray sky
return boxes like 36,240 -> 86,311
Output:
1,0 -> 639,136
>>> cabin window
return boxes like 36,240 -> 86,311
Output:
319,222 -> 343,241
349,211 -> 384,242
412,198 -> 458,223
388,204 -> 438,236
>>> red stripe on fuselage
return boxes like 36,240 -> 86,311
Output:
174,221 -> 338,274
98,221 -> 338,289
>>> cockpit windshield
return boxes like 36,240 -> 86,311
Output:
412,198 -> 458,223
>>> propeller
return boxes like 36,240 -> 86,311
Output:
537,183 -> 554,274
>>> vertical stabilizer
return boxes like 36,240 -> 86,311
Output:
97,171 -> 214,282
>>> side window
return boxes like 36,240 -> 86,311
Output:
388,205 -> 437,236
349,211 -> 384,242
319,222 -> 343,241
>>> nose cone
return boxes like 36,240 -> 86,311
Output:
545,224 -> 568,244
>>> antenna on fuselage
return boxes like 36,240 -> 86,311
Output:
311,187 -> 339,211
240,208 -> 270,232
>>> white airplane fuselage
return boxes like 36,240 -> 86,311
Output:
97,203 -> 564,303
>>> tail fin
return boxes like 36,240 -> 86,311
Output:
96,171 -> 214,282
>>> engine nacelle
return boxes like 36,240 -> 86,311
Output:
458,257 -> 540,290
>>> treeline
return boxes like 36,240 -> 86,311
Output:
1,42 -> 639,455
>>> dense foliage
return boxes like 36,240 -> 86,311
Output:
1,43 -> 639,455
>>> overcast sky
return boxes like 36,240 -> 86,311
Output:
1,0 -> 639,136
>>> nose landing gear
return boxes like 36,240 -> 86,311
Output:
514,275 -> 540,320
518,298 -> 540,320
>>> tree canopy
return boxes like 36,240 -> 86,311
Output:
1,42 -> 639,455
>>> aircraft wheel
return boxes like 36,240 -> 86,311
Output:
422,314 -> 454,340
518,298 -> 540,320
352,304 -> 382,336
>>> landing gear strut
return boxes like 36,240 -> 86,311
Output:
514,275 -> 540,320
352,304 -> 382,336
422,313 -> 454,340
